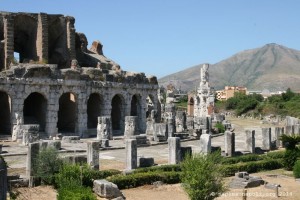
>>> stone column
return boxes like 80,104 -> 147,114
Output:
139,95 -> 147,133
186,116 -> 194,131
87,141 -> 100,170
199,133 -> 211,154
167,118 -> 175,138
26,142 -> 40,187
77,93 -> 87,137
3,14 -> 14,70
125,139 -> 137,170
36,13 -> 48,62
274,127 -> 282,148
97,116 -> 112,146
225,131 -> 235,157
168,137 -> 181,164
175,111 -> 186,133
245,129 -> 255,153
66,16 -> 76,60
124,116 -> 138,138
0,156 -> 7,200
262,128 -> 271,151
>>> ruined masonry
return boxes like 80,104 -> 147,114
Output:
0,12 -> 159,137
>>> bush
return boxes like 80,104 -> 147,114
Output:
293,160 -> 300,178
133,164 -> 181,173
283,149 -> 300,170
34,147 -> 63,185
215,122 -> 225,133
57,178 -> 96,200
181,153 -> 226,200
55,163 -> 121,188
107,171 -> 181,189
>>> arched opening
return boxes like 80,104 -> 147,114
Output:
87,93 -> 102,129
23,92 -> 47,131
131,94 -> 142,131
0,91 -> 11,134
111,94 -> 124,135
57,92 -> 77,133
14,15 -> 38,63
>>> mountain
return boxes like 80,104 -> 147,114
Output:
159,43 -> 300,92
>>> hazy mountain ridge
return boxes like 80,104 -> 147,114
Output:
159,44 -> 300,92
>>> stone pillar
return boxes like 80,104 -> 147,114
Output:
125,139 -> 137,170
224,131 -> 235,157
87,141 -> 100,170
66,16 -> 76,60
77,94 -> 87,137
186,116 -> 194,131
0,157 -> 7,200
274,127 -> 282,148
175,111 -> 186,133
139,95 -> 147,133
26,142 -> 40,187
199,133 -> 211,154
3,14 -> 14,70
262,128 -> 271,151
245,129 -> 255,153
167,118 -> 175,138
124,116 -> 138,138
168,137 -> 181,164
153,123 -> 168,141
36,13 -> 48,62
97,116 -> 112,141
22,124 -> 40,146
293,124 -> 300,135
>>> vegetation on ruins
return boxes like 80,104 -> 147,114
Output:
214,122 -> 225,133
280,134 -> 300,170
181,152 -> 226,200
293,160 -> 300,178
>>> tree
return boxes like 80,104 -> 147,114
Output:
280,134 -> 300,170
181,152 -> 226,200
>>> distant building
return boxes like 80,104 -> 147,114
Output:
216,86 -> 247,101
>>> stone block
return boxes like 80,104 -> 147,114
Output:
97,116 -> 112,140
245,129 -> 255,153
93,179 -> 124,199
199,133 -> 211,154
274,127 -> 282,148
285,125 -> 294,136
175,111 -> 186,133
125,139 -> 137,170
225,131 -> 235,157
139,157 -> 154,168
100,139 -> 109,148
130,135 -> 149,146
168,137 -> 181,164
26,142 -> 40,187
62,136 -> 80,143
167,118 -> 175,138
87,141 -> 99,170
47,140 -> 61,150
186,116 -> 194,130
124,116 -> 138,138
262,128 -> 271,151
153,123 -> 168,141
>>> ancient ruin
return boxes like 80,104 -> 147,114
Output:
0,11 -> 159,138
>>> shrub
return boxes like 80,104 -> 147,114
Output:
293,160 -> 300,178
57,178 -> 96,200
283,149 -> 300,170
34,147 -> 63,185
55,163 -> 121,188
133,164 -> 181,173
181,153 -> 226,200
215,122 -> 225,133
107,171 -> 181,189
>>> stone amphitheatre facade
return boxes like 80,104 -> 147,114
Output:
0,11 -> 159,137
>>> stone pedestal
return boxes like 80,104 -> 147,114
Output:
22,124 -> 40,146
87,141 -> 100,170
125,139 -> 137,170
97,116 -> 112,140
168,137 -> 181,164
245,130 -> 255,153
199,133 -> 211,154
175,111 -> 186,133
225,131 -> 235,157
153,123 -> 168,142
167,118 -> 175,138
26,142 -> 40,187
262,128 -> 271,151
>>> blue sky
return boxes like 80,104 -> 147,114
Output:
1,0 -> 300,78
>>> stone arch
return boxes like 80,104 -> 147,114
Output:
0,91 -> 11,134
111,94 -> 125,135
187,96 -> 194,116
23,92 -> 47,131
57,92 -> 77,133
87,93 -> 103,129
13,14 -> 38,63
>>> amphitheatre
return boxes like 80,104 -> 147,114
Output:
0,11 -> 299,200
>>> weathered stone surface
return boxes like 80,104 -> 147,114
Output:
199,133 -> 211,154
230,172 -> 264,189
245,129 -> 255,153
285,125 -> 294,136
224,131 -> 235,157
26,142 -> 40,187
139,157 -> 154,168
274,127 -> 282,148
130,135 -> 149,146
167,118 -> 175,138
262,128 -> 271,151
93,179 -> 124,199
62,155 -> 87,165
87,141 -> 99,170
175,111 -> 186,133
168,137 -> 181,164
100,139 -> 109,148
186,116 -> 194,131
0,156 -> 7,200
125,139 -> 137,170
22,124 -> 40,146
153,123 -> 168,142
124,116 -> 138,138
97,116 -> 112,140
47,140 -> 61,150
62,136 -> 80,143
